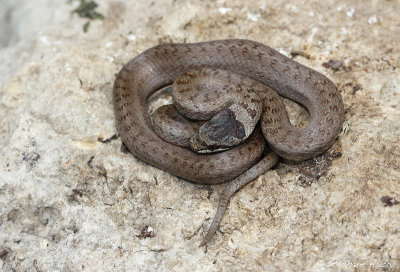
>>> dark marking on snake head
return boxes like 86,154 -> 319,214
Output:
200,109 -> 246,148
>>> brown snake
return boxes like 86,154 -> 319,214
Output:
113,39 -> 344,246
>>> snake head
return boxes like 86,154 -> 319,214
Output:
190,108 -> 246,152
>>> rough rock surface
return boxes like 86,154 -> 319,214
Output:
0,0 -> 399,271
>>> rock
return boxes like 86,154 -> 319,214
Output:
0,0 -> 399,271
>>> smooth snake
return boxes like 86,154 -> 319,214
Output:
113,39 -> 344,246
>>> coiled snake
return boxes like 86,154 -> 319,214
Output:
113,39 -> 344,246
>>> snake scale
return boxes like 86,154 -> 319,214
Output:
113,39 -> 344,246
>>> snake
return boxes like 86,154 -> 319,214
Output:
113,39 -> 344,246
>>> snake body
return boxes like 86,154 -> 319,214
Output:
113,39 -> 344,245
